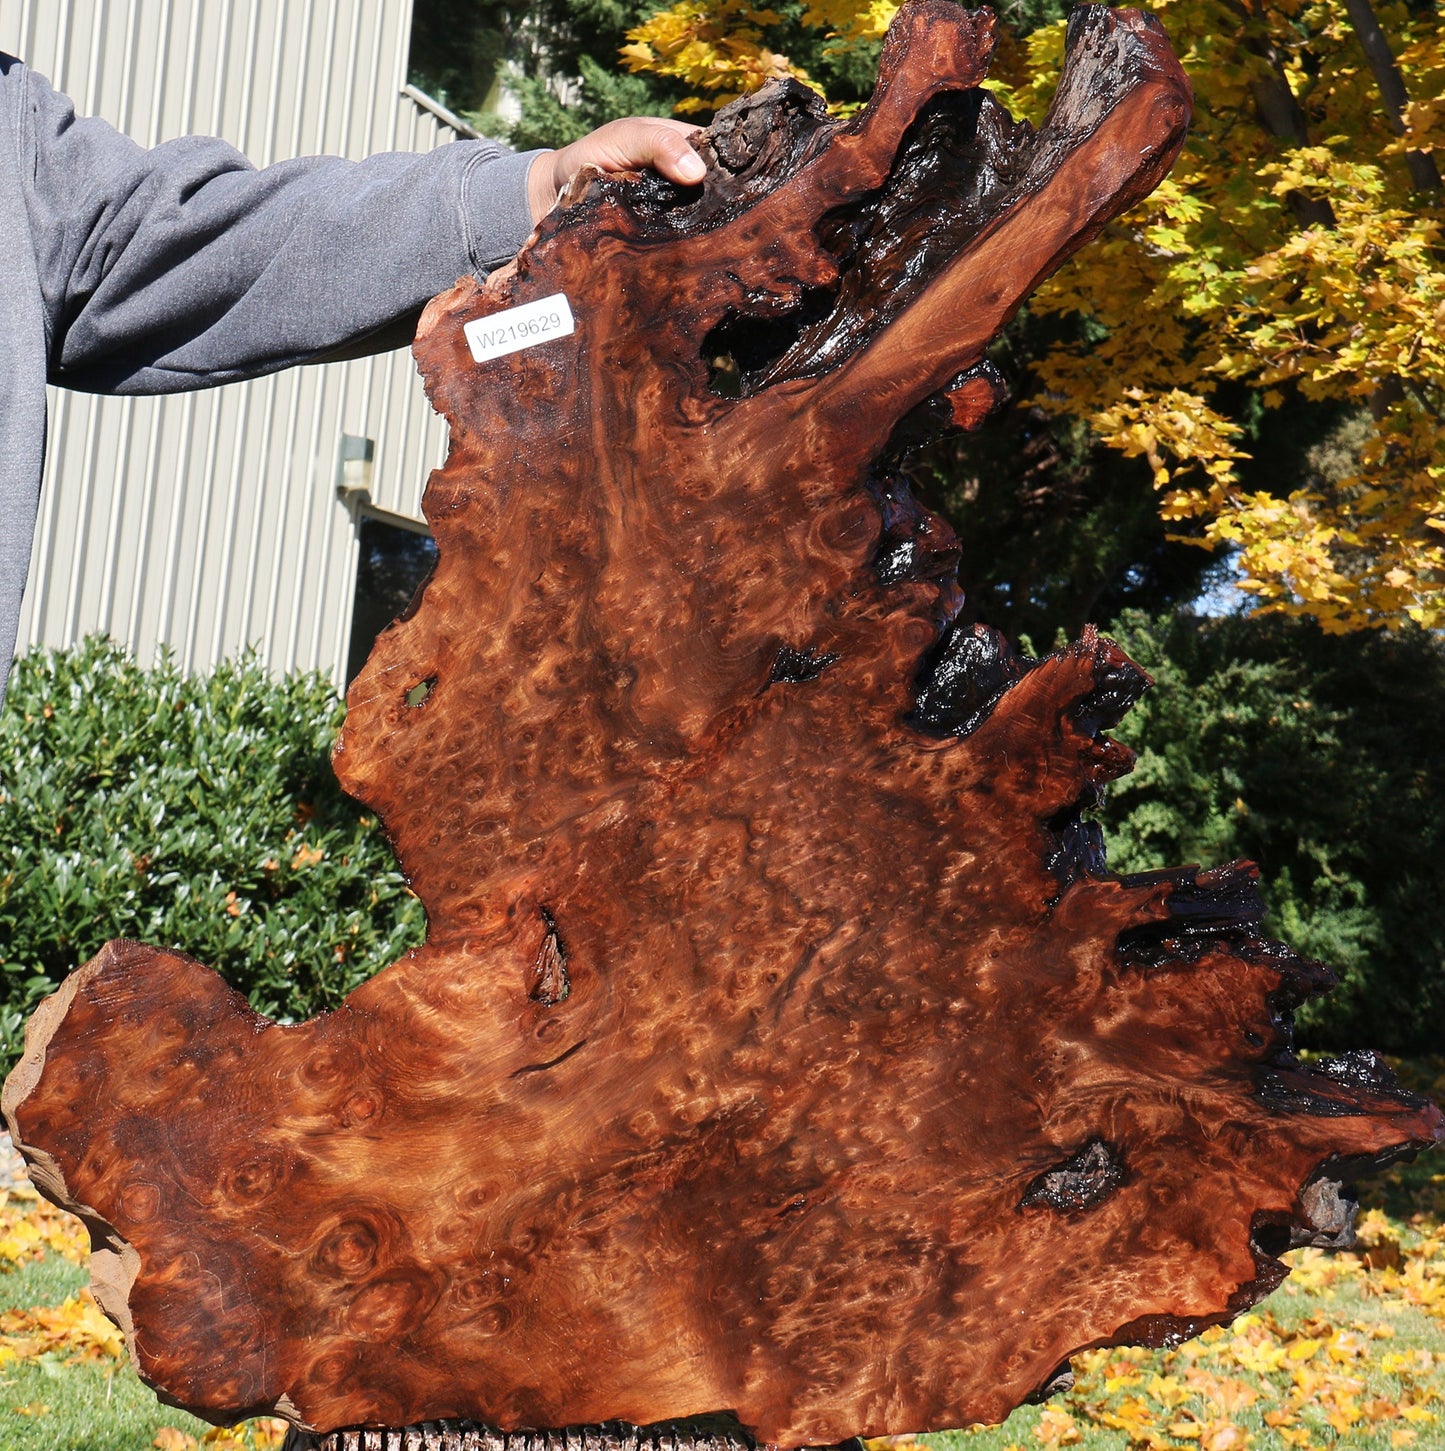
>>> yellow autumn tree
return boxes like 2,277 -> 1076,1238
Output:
623,0 -> 1445,630
620,2 -> 810,109
621,0 -> 899,108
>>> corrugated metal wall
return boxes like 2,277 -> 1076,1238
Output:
0,0 -> 466,684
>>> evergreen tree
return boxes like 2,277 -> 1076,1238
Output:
1100,611 -> 1445,1054
410,0 -> 688,145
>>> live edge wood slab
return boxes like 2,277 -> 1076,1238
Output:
4,4 -> 1441,1446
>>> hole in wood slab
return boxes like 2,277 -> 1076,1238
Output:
703,285 -> 840,397
1249,1187 -> 1362,1260
707,90 -> 1037,405
1026,1362 -> 1077,1404
767,645 -> 839,687
1020,1139 -> 1125,1214
1250,1220 -> 1293,1260
530,907 -> 570,1006
404,676 -> 436,708
701,83 -> 1037,407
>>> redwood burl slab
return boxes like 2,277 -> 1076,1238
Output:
5,4 -> 1441,1444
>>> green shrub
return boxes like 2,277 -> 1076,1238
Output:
0,639 -> 425,1060
1099,611 -> 1445,1055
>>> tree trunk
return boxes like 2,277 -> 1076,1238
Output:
1342,0 -> 1443,192
3,6 -> 1441,1450
1228,3 -> 1338,227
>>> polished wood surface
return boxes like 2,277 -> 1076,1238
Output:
5,5 -> 1441,1445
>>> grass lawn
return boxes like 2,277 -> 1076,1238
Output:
1,1064 -> 1441,1451
0,1188 -> 283,1451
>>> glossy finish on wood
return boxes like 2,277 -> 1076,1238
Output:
4,5 -> 1441,1446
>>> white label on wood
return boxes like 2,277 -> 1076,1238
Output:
464,294 -> 576,364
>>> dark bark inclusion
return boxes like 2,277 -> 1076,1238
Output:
530,907 -> 570,1006
1020,1139 -> 1127,1214
768,645 -> 841,686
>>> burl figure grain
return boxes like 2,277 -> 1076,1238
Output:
4,4 -> 1441,1445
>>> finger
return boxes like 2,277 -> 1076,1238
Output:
544,118 -> 707,216
646,124 -> 706,185
585,118 -> 705,185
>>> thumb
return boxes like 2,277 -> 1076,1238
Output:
646,124 -> 707,185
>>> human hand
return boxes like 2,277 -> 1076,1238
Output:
527,118 -> 705,223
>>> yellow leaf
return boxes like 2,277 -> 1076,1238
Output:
0,1290 -> 125,1363
1148,1373 -> 1189,1407
0,1191 -> 89,1267
1097,1395 -> 1160,1440
1034,1406 -> 1081,1447
243,1422 -> 291,1451
154,1430 -> 199,1451
1201,1424 -> 1249,1451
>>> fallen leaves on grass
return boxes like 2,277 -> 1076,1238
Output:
0,1288 -> 124,1364
203,1421 -> 289,1450
151,1416 -> 289,1450
0,1181 -> 89,1269
1059,1302 -> 1443,1449
1033,1406 -> 1082,1446
151,1410 -> 290,1445
1285,1214 -> 1445,1323
152,1427 -> 287,1451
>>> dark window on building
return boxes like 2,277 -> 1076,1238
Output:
346,517 -> 439,685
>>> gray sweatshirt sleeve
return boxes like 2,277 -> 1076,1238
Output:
13,58 -> 545,395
